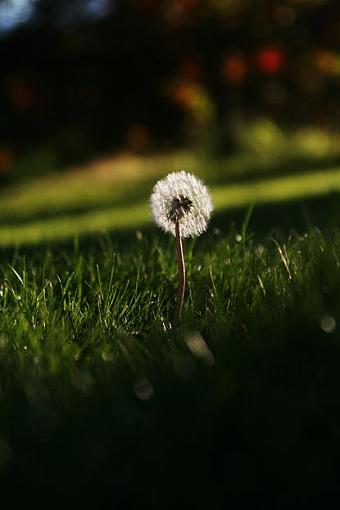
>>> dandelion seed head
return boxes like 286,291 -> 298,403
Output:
150,171 -> 213,238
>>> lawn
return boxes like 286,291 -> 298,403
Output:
1,149 -> 340,503
1,146 -> 340,245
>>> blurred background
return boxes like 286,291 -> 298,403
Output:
0,0 -> 340,243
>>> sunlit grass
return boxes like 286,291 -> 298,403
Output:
0,151 -> 198,218
1,165 -> 340,245
0,226 -> 339,379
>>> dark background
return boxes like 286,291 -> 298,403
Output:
0,0 -> 339,176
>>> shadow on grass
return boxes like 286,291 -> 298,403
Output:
209,192 -> 340,240
207,153 -> 340,185
0,177 -> 155,226
2,312 -> 340,503
2,153 -> 340,227
1,191 -> 340,261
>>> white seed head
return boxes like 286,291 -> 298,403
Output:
150,171 -> 213,238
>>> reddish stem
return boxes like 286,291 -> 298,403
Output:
174,219 -> 185,326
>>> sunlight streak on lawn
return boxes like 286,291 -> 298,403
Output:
0,166 -> 340,245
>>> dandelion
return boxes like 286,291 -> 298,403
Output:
150,171 -> 213,325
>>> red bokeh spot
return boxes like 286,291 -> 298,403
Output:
172,81 -> 195,109
173,0 -> 197,13
222,55 -> 248,83
255,46 -> 286,74
0,148 -> 13,173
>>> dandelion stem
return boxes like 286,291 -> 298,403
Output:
174,219 -> 185,325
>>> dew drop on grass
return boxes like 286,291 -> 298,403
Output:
255,244 -> 265,256
320,315 -> 336,334
73,350 -> 81,361
133,376 -> 154,400
185,331 -> 215,366
102,351 -> 113,362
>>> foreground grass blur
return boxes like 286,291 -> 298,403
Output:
0,223 -> 340,500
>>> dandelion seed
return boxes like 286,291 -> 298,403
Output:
136,230 -> 143,241
133,376 -> 154,400
150,171 -> 213,326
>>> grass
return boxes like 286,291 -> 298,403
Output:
2,145 -> 340,503
1,153 -> 340,245
1,217 -> 340,502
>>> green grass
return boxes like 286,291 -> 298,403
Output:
1,222 -> 338,378
1,218 -> 340,501
2,145 -> 340,503
1,159 -> 340,245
